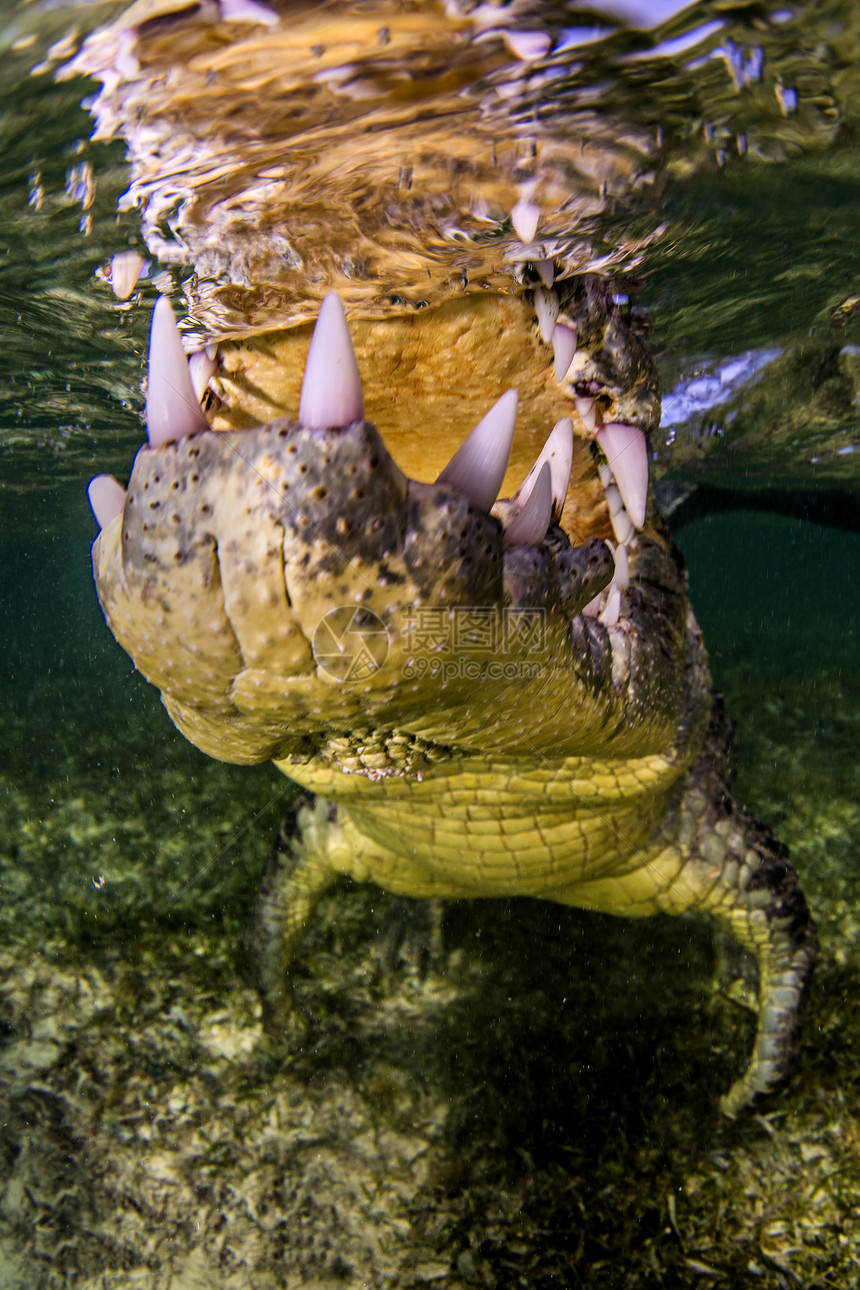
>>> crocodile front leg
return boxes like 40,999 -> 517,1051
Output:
569,704 -> 818,1116
251,790 -> 480,1033
251,793 -> 339,1035
711,844 -> 817,1116
666,712 -> 817,1117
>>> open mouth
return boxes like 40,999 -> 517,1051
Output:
87,282 -> 684,770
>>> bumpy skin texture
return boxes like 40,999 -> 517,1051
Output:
92,285 -> 817,1118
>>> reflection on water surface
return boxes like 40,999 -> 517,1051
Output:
1,0 -> 859,525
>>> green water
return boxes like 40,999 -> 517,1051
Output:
1,0 -> 859,1286
2,515 -> 858,1286
681,514 -> 860,833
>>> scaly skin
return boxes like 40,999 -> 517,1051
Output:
91,282 -> 816,1116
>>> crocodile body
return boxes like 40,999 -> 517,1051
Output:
81,1 -> 817,1116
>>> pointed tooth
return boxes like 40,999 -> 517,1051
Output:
493,78 -> 522,102
596,423 -> 648,528
298,292 -> 364,429
610,506 -> 635,545
110,250 -> 145,300
552,322 -> 577,382
436,389 -> 518,512
535,288 -> 559,343
511,199 -> 539,243
113,29 -> 139,79
513,417 -> 573,520
505,462 -> 552,547
87,474 -> 126,529
188,347 -> 217,401
582,594 -> 601,618
145,297 -> 210,446
544,416 -> 573,518
502,29 -> 552,61
220,0 -> 279,24
99,68 -> 121,95
535,258 -> 555,288
574,394 -> 597,432
612,543 -> 630,590
605,483 -> 624,517
598,584 -> 621,626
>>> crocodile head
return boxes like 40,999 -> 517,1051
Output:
89,281 -> 705,784
78,0 -> 699,778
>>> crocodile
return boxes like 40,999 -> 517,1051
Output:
87,277 -> 816,1116
78,0 -> 817,1116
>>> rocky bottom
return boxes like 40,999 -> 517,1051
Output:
0,512 -> 859,1289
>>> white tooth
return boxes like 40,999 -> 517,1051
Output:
511,199 -> 539,243
605,483 -> 624,517
582,595 -> 601,618
87,474 -> 126,529
220,0 -> 279,23
494,78 -> 523,102
535,288 -> 559,343
552,322 -> 577,382
610,506 -> 635,545
502,29 -> 552,61
299,291 -> 364,429
146,297 -> 210,446
612,543 -> 630,590
436,389 -> 518,512
513,417 -> 573,519
505,462 -> 552,547
110,250 -> 145,300
574,395 -> 597,432
535,258 -> 555,288
188,347 -> 217,401
114,29 -> 139,80
100,68 -> 121,95
599,585 -> 621,626
598,462 -> 613,488
596,423 -> 648,528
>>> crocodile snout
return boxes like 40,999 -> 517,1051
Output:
89,293 -> 620,766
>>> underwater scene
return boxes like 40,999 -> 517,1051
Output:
1,0 -> 859,1285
